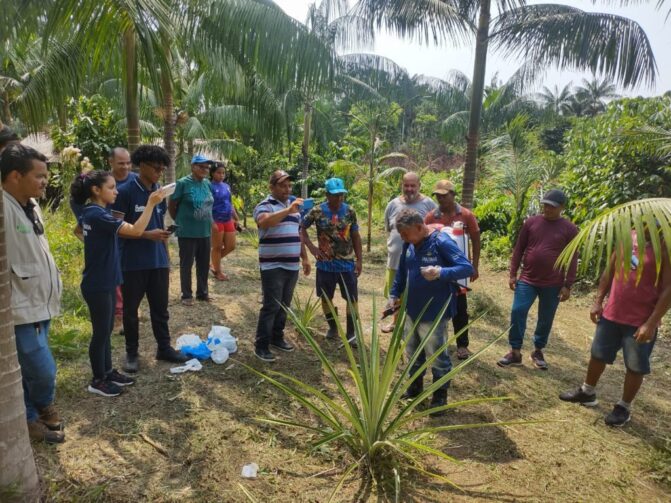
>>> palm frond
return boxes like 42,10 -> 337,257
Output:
492,4 -> 657,88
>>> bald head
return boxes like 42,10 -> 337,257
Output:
401,171 -> 421,203
108,147 -> 131,181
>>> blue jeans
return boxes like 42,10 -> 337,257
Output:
15,320 -> 57,422
509,281 -> 561,350
404,316 -> 452,390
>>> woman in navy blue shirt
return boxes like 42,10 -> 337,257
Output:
71,171 -> 167,397
209,162 -> 240,281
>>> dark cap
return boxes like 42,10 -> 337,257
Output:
540,189 -> 567,208
269,170 -> 293,185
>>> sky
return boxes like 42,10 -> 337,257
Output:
273,0 -> 671,97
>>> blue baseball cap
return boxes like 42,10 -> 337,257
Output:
325,177 -> 348,194
191,154 -> 212,164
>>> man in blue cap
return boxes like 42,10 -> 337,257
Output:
301,177 -> 363,345
168,154 -> 214,305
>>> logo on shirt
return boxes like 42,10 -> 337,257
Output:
134,204 -> 146,213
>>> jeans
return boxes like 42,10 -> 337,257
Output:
15,320 -> 57,422
509,281 -> 561,350
453,294 -> 469,348
82,289 -> 115,380
255,267 -> 299,350
404,316 -> 452,390
122,268 -> 171,355
178,237 -> 211,299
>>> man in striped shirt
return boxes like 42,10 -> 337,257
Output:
253,170 -> 311,362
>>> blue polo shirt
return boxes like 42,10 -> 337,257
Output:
69,172 -> 138,220
113,177 -> 169,271
79,204 -> 124,293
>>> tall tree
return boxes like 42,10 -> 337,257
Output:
355,0 -> 657,207
574,77 -> 619,116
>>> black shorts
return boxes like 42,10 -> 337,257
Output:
316,270 -> 358,302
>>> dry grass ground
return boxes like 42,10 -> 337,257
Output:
35,234 -> 671,502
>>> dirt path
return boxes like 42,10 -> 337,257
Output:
36,236 -> 671,502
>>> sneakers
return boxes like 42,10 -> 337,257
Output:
181,297 -> 194,306
497,350 -> 523,367
107,369 -> 135,387
255,347 -> 276,363
270,339 -> 295,352
559,387 -> 599,407
156,346 -> 189,363
88,378 -> 123,397
38,404 -> 63,430
429,388 -> 448,417
605,404 -> 631,427
530,349 -> 548,370
28,420 -> 65,444
123,353 -> 139,373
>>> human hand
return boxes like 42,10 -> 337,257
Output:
355,260 -> 362,277
309,244 -> 328,261
289,198 -> 304,213
558,286 -> 571,302
148,188 -> 167,206
143,229 -> 171,242
634,322 -> 656,344
420,266 -> 441,281
471,268 -> 479,282
508,277 -> 517,291
235,221 -> 243,232
302,260 -> 311,276
589,301 -> 603,324
385,297 -> 400,312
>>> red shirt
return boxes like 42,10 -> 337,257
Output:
603,240 -> 665,327
424,204 -> 480,236
510,215 -> 578,288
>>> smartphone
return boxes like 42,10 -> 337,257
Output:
302,198 -> 314,211
166,224 -> 179,234
162,183 -> 177,197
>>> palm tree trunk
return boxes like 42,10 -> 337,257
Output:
366,131 -> 375,252
2,91 -> 12,125
462,0 -> 491,209
301,103 -> 312,199
161,70 -> 176,185
0,187 -> 40,499
57,102 -> 67,130
123,29 -> 140,154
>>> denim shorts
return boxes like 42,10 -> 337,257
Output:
591,317 -> 656,374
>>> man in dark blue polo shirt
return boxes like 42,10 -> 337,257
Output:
113,145 -> 187,372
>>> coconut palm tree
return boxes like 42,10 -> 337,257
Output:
574,77 -> 620,116
355,0 -> 658,207
536,83 -> 574,116
0,187 -> 40,499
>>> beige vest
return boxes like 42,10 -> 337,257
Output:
3,191 -> 62,325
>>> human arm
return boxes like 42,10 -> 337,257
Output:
256,198 -> 303,230
300,238 -> 311,276
388,243 -> 409,304
470,230 -> 481,281
635,250 -> 671,342
435,235 -> 474,282
118,189 -> 167,238
73,225 -> 84,242
590,255 -> 616,323
352,229 -> 363,277
509,220 -> 530,290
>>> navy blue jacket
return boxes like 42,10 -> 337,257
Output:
390,230 -> 474,322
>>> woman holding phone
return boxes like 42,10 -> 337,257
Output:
209,161 -> 240,281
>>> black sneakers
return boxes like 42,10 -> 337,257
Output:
605,404 -> 631,427
88,378 -> 123,397
107,369 -> 135,387
559,387 -> 599,407
255,347 -> 276,362
497,351 -> 523,367
429,388 -> 448,417
530,349 -> 548,370
270,339 -> 295,352
123,353 -> 139,373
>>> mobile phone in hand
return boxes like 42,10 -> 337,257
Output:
166,224 -> 179,234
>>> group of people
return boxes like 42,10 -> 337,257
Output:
2,127 -> 669,446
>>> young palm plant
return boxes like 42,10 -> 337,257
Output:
290,291 -> 322,336
239,296 -> 533,500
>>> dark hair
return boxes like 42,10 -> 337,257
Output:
209,161 -> 226,179
395,208 -> 424,230
0,144 -> 48,182
70,170 -> 113,205
107,146 -> 129,160
0,125 -> 20,151
130,145 -> 170,168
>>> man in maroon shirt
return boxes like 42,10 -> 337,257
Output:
498,189 -> 578,370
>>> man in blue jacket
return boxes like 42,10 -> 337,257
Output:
387,208 -> 473,415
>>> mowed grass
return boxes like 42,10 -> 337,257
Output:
34,228 -> 671,502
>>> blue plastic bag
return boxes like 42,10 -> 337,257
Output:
179,341 -> 212,360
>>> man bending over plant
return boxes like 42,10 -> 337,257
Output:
387,208 -> 473,415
